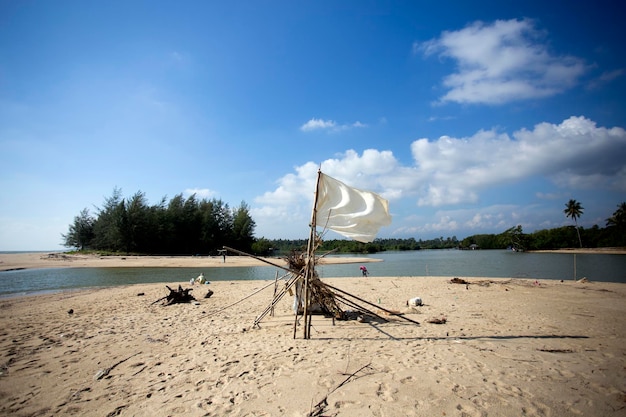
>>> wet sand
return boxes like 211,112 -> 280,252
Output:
0,252 -> 377,272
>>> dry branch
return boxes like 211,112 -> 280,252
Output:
151,285 -> 195,306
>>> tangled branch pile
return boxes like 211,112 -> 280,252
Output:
285,250 -> 343,318
151,285 -> 196,306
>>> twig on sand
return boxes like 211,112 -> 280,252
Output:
537,348 -> 574,353
308,363 -> 374,417
94,352 -> 142,380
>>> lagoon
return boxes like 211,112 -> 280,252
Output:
1,250 -> 624,297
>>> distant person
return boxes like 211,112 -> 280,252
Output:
359,266 -> 369,277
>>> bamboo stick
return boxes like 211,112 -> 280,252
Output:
302,169 -> 323,339
271,271 -> 278,316
222,246 -> 297,275
324,283 -> 421,326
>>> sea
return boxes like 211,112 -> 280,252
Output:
1,250 -> 625,298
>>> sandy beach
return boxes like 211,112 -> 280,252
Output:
1,273 -> 625,416
0,252 -> 377,272
2,248 -> 625,272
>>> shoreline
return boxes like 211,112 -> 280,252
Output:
2,247 -> 625,272
530,247 -> 626,254
1,276 -> 624,416
0,252 -> 380,272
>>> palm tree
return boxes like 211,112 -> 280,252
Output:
564,199 -> 584,248
606,202 -> 626,228
606,202 -> 626,246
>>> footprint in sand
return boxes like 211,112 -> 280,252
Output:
376,382 -> 395,402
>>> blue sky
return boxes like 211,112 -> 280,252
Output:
1,1 -> 625,251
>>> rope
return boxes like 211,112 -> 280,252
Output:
204,275 -> 289,317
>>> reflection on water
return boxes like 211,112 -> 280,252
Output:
1,250 -> 624,297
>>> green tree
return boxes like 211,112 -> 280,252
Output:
606,202 -> 626,228
251,237 -> 273,255
62,208 -> 95,250
500,225 -> 527,251
92,188 -> 124,251
164,194 -> 202,254
564,199 -> 584,248
231,201 -> 256,252
606,202 -> 626,246
120,191 -> 151,253
198,199 -> 232,253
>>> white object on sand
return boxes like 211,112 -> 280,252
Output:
407,297 -> 423,306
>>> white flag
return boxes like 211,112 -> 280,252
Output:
315,173 -> 391,243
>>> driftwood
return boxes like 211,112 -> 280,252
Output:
307,363 -> 374,417
450,277 -> 469,284
151,285 -> 195,306
94,352 -> 141,380
428,316 -> 447,324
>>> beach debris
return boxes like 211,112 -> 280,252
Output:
407,297 -> 423,306
67,309 -> 74,315
225,243 -> 421,338
308,363 -> 374,417
204,289 -> 214,298
151,285 -> 195,306
94,352 -> 141,380
340,310 -> 384,323
450,277 -> 469,285
191,272 -> 207,285
428,316 -> 447,324
47,253 -> 72,260
538,348 -> 574,353
105,405 -> 128,417
577,277 -> 589,283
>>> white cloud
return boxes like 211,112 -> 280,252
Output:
253,116 -> 626,238
417,19 -> 588,104
300,118 -> 368,132
252,117 -> 626,237
415,204 -> 536,236
409,116 -> 626,206
300,118 -> 336,131
586,68 -> 625,90
536,192 -> 564,200
253,150 -> 398,238
426,215 -> 459,232
184,188 -> 217,199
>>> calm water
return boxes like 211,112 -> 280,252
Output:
1,250 -> 624,297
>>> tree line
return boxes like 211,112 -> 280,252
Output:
261,200 -> 625,254
64,193 -> 625,255
62,188 -> 256,255
463,201 -> 626,251
253,236 -> 463,255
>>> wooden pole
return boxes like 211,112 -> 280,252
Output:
222,246 -> 297,275
302,169 -> 323,339
255,273 -> 300,327
324,283 -> 421,326
271,271 -> 279,317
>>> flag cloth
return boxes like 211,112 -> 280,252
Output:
315,173 -> 392,243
